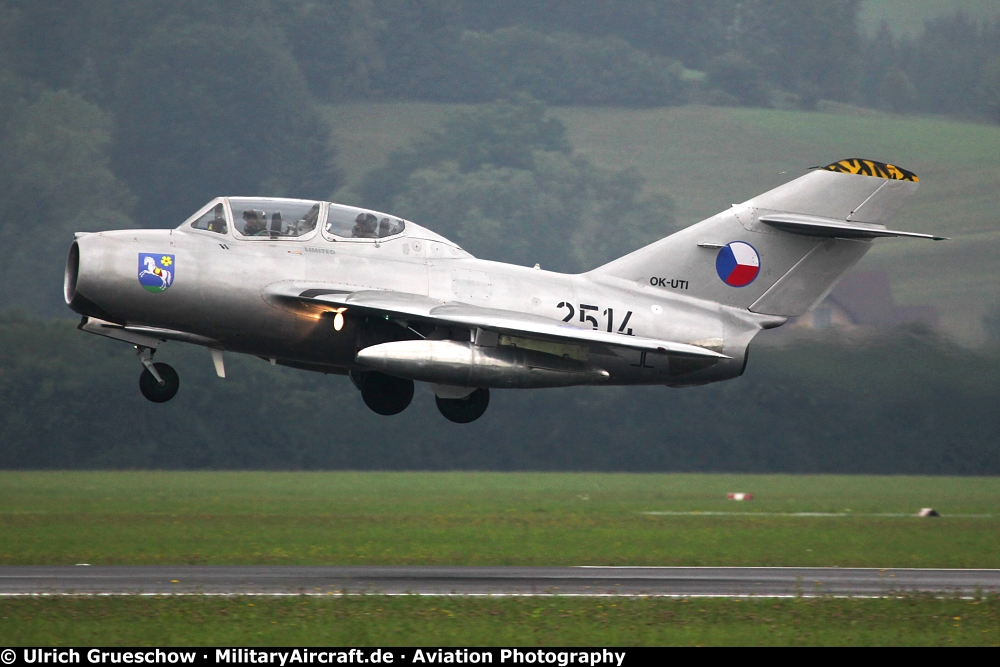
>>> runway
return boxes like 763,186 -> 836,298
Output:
2,566 -> 999,597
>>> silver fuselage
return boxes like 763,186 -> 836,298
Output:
67,219 -> 762,387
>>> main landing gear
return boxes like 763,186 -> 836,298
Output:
350,371 -> 489,423
435,388 -> 489,424
137,347 -> 179,403
351,371 -> 414,416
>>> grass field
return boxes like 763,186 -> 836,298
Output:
2,472 -> 998,567
5,472 -> 998,646
325,102 -> 1000,345
2,596 -> 998,646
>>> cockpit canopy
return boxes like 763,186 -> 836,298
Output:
184,198 -> 407,241
326,205 -> 405,239
231,198 -> 320,238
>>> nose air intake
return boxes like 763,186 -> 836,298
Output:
64,239 -> 121,323
64,242 -> 80,305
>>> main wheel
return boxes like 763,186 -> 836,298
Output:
436,388 -> 489,424
139,362 -> 180,403
359,371 -> 414,416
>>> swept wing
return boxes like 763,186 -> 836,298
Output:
266,284 -> 728,360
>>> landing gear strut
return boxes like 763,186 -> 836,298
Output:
435,388 -> 489,424
137,347 -> 179,403
352,371 -> 414,416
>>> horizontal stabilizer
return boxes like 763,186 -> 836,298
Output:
759,213 -> 947,241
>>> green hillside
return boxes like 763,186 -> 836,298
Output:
860,0 -> 1000,36
327,103 -> 1000,344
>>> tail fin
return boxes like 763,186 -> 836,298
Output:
591,159 -> 941,318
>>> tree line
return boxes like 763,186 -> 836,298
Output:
0,1 -> 997,473
5,1 -> 986,116
0,1 -> 995,315
0,312 -> 996,474
357,96 -> 676,273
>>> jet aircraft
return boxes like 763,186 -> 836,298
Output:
65,159 -> 943,423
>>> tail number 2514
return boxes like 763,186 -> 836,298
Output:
557,302 -> 633,335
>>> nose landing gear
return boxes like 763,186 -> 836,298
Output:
137,347 -> 180,403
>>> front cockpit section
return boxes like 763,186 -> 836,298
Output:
190,202 -> 228,234
230,198 -> 321,239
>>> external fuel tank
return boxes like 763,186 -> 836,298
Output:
355,339 -> 610,389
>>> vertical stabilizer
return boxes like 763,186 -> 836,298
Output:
590,160 -> 935,318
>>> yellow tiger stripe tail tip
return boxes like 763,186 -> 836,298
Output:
821,158 -> 918,182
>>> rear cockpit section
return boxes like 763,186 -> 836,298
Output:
325,203 -> 405,239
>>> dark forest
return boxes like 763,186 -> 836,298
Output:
0,1 -> 997,472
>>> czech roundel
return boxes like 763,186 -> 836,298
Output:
716,242 -> 760,287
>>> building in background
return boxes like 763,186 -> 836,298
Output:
788,272 -> 939,331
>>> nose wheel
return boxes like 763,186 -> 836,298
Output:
435,388 -> 489,423
137,347 -> 180,403
139,362 -> 180,402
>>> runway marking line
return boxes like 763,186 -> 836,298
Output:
640,511 -> 993,517
4,593 -> 997,600
4,568 -> 998,598
573,566 -> 1000,571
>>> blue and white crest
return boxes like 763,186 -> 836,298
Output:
138,253 -> 175,292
